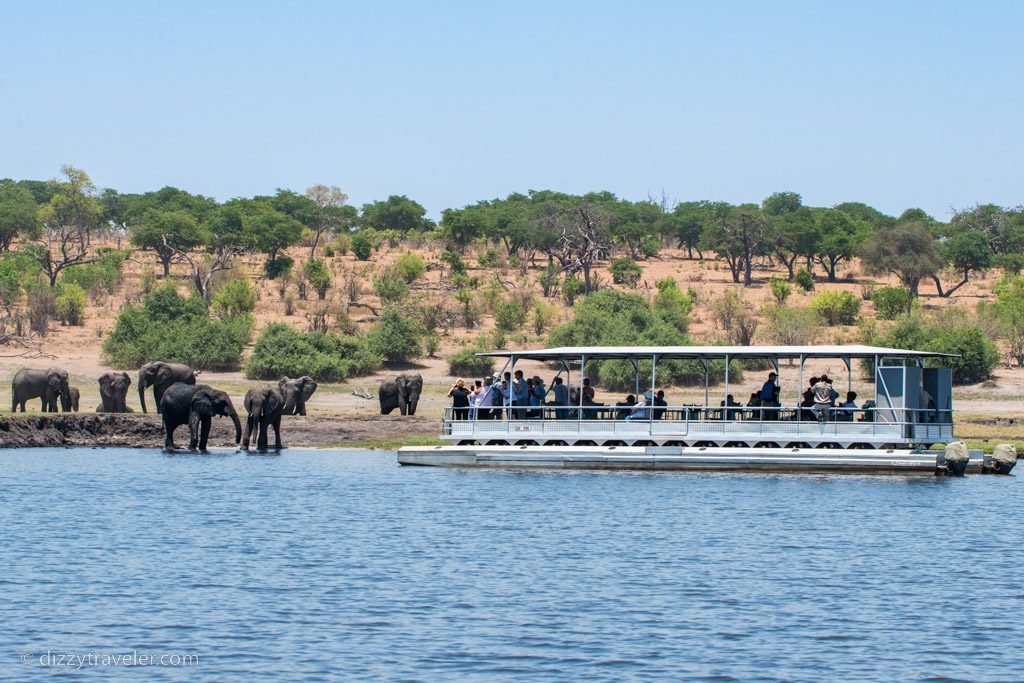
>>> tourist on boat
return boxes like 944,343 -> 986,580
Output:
582,378 -> 595,403
627,390 -> 653,420
720,394 -> 742,420
800,377 -> 819,421
528,375 -> 546,418
760,372 -> 780,420
811,375 -> 839,422
616,395 -> 637,420
919,387 -> 937,423
511,370 -> 529,419
746,392 -> 762,420
474,377 -> 494,419
837,391 -> 858,421
448,379 -> 472,420
549,377 -> 570,419
653,390 -> 667,420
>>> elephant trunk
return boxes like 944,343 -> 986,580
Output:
229,409 -> 242,444
138,377 -> 148,414
408,395 -> 419,416
59,380 -> 71,412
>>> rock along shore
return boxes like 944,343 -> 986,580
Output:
0,414 -> 439,449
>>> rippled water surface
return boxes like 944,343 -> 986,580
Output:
2,448 -> 1023,681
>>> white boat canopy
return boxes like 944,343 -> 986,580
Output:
478,345 -> 959,361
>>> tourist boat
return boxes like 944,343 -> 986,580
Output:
399,345 -> 1007,475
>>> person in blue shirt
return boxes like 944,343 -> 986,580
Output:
528,375 -> 546,419
511,370 -> 529,420
549,377 -> 569,419
759,372 -> 780,421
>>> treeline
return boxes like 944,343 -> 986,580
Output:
1,166 -> 1022,385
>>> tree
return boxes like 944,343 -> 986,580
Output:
0,182 -> 40,251
610,199 -> 661,260
439,206 -> 487,252
171,203 -> 251,301
762,192 -> 817,280
861,221 -> 944,310
244,201 -> 305,264
813,208 -> 864,282
700,203 -> 769,285
130,209 -> 205,277
659,201 -> 708,259
33,165 -> 103,287
305,184 -> 352,258
949,204 -> 1024,255
361,195 -> 432,234
932,230 -> 993,297
985,277 -> 1024,366
543,199 -> 613,294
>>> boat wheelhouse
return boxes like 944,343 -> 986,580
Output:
441,345 -> 956,450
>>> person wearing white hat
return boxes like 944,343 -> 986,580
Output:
626,390 -> 653,420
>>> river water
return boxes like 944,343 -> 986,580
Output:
2,448 -> 1022,681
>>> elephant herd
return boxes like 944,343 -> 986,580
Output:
10,362 -> 318,454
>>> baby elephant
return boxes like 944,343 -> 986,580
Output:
242,386 -> 286,452
64,387 -> 80,412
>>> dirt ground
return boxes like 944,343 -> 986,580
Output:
2,240 -> 1023,448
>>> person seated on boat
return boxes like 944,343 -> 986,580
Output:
837,391 -> 858,421
581,391 -> 599,420
746,392 -> 762,420
811,375 -> 839,422
800,377 -> 818,421
529,375 -> 546,419
720,394 -> 742,420
582,378 -> 595,404
448,379 -> 472,420
653,390 -> 667,420
549,377 -> 570,419
760,372 -> 780,420
858,399 -> 876,422
627,390 -> 653,420
615,394 -> 637,420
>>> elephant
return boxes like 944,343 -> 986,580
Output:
139,362 -> 197,414
64,387 -> 80,412
242,386 -> 285,452
159,383 -> 241,453
11,368 -> 71,412
98,371 -> 133,413
378,373 -> 423,416
279,376 -> 318,416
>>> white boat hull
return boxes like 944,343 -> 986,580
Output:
398,445 -> 987,475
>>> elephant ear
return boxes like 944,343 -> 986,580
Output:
300,377 -> 318,401
122,372 -> 133,387
99,374 -> 112,391
192,390 -> 214,417
279,376 -> 291,389
157,366 -> 172,385
47,372 -> 63,389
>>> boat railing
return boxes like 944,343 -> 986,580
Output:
440,404 -> 953,443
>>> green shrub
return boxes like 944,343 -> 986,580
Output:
477,249 -> 500,269
373,266 -> 408,303
395,252 -> 426,284
871,287 -> 913,319
609,257 -> 643,287
352,232 -> 373,260
653,278 -> 693,334
640,235 -> 661,258
864,310 -> 998,384
0,251 -> 43,310
211,278 -> 257,319
244,322 -> 380,381
368,307 -> 426,363
303,259 -> 332,300
769,277 -> 791,305
809,290 -> 861,325
493,299 -> 525,332
795,267 -> 815,291
440,251 -> 467,275
762,304 -> 824,345
563,276 -> 584,305
263,255 -> 294,280
55,283 -> 87,326
62,249 -> 128,300
448,347 -> 495,377
103,284 -> 252,370
331,233 -> 351,256
997,253 -> 1024,274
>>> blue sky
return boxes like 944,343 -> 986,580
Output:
2,1 -> 1021,219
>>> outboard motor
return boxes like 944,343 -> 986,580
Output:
938,441 -> 970,477
984,444 -> 1017,475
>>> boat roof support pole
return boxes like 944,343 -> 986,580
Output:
702,360 -> 709,407
725,354 -> 730,408
650,354 -> 657,419
630,358 -> 640,397
843,357 -> 852,394
579,354 -> 586,417
799,355 -> 805,410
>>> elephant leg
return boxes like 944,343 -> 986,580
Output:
399,401 -> 408,416
187,411 -> 201,451
297,400 -> 306,417
154,387 -> 164,415
198,417 -> 212,453
257,418 -> 269,451
163,416 -> 177,450
241,415 -> 254,451
272,416 -> 283,450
